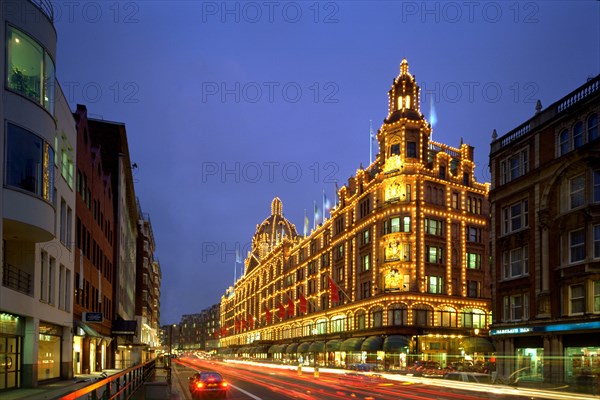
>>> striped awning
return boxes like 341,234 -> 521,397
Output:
461,337 -> 495,353
383,335 -> 411,352
297,342 -> 311,353
361,336 -> 383,352
309,341 -> 325,353
286,343 -> 299,354
326,339 -> 342,352
268,344 -> 286,354
340,337 -> 364,352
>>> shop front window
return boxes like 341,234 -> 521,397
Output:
38,334 -> 60,380
516,348 -> 544,381
565,347 -> 600,384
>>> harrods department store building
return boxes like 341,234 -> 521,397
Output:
219,60 -> 493,369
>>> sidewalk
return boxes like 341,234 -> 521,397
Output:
1,369 -> 122,400
129,364 -> 187,400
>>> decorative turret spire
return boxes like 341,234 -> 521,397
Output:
271,197 -> 282,216
387,58 -> 421,118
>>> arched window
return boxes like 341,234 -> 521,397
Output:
331,315 -> 345,333
559,129 -> 569,155
461,308 -> 486,329
356,310 -> 366,330
397,96 -> 403,110
387,303 -> 408,326
413,304 -> 433,326
573,122 -> 584,148
371,306 -> 383,328
437,306 -> 457,327
405,95 -> 411,109
588,113 -> 599,141
302,322 -> 313,337
316,318 -> 328,335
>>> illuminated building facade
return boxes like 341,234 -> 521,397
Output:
1,1 -> 75,389
489,75 -> 599,387
219,60 -> 492,369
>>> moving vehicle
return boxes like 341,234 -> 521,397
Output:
443,371 -> 492,384
189,371 -> 229,398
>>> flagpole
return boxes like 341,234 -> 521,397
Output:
322,189 -> 325,223
328,273 -> 352,302
369,120 -> 373,165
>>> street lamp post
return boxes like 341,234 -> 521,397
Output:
168,324 -> 175,385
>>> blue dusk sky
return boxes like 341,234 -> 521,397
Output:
52,1 -> 600,325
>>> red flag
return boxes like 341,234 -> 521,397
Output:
299,293 -> 307,314
264,305 -> 272,323
287,297 -> 295,316
234,319 -> 241,332
248,314 -> 254,328
241,318 -> 247,330
329,276 -> 340,303
278,302 -> 285,319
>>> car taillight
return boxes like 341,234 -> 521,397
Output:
221,382 -> 228,387
196,382 -> 204,388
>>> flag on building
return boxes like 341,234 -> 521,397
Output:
264,305 -> 272,323
248,314 -> 254,328
278,302 -> 286,319
323,189 -> 332,220
235,319 -> 241,332
241,318 -> 247,330
329,276 -> 340,303
313,201 -> 320,229
303,209 -> 309,237
236,247 -> 242,264
299,293 -> 307,314
287,297 -> 295,316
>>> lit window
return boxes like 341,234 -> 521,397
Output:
569,229 -> 585,263
426,246 -> 443,264
504,293 -> 529,321
425,219 -> 443,236
427,276 -> 443,294
462,308 -> 485,328
362,254 -> 370,272
452,192 -> 459,209
569,284 -> 585,314
466,253 -> 481,269
569,175 -> 585,209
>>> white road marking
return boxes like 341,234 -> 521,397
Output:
230,384 -> 265,400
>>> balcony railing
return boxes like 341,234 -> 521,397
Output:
29,0 -> 54,21
2,263 -> 33,295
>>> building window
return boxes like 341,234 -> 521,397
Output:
462,308 -> 486,328
361,229 -> 370,245
413,305 -> 433,326
390,143 -> 400,156
426,246 -> 443,264
438,307 -> 457,327
594,225 -> 600,259
427,276 -> 443,294
594,170 -> 600,203
452,192 -> 459,209
588,113 -> 599,141
361,281 -> 371,299
439,165 -> 446,180
372,309 -> 383,327
388,304 -> 408,326
559,129 -> 569,155
467,227 -> 482,243
501,149 -> 529,184
361,254 -> 370,272
594,281 -> 600,313
356,311 -> 366,330
503,293 -> 529,321
5,123 -> 55,202
406,141 -> 417,158
6,26 -> 56,114
502,245 -> 529,279
425,219 -> 443,236
336,244 -> 344,260
384,216 -> 411,234
466,253 -> 481,269
569,229 -> 585,263
467,281 -> 481,297
502,199 -> 528,234
573,122 -> 584,149
569,175 -> 585,209
569,284 -> 585,315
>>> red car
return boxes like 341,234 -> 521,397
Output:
189,371 -> 229,398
